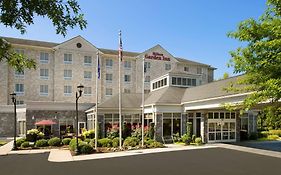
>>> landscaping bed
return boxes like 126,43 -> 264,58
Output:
0,141 -> 7,147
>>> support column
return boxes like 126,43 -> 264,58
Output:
201,112 -> 208,143
236,112 -> 241,142
181,113 -> 187,135
155,113 -> 163,142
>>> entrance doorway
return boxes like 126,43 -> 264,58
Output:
162,113 -> 181,137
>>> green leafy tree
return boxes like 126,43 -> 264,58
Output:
225,0 -> 281,119
223,72 -> 229,79
0,0 -> 87,71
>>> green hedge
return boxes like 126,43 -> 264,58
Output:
195,137 -> 202,145
21,141 -> 30,148
98,138 -> 112,147
35,139 -> 48,147
62,138 -> 72,145
123,137 -> 139,147
16,138 -> 26,147
69,138 -> 82,151
112,138 -> 119,148
78,142 -> 94,154
48,137 -> 61,146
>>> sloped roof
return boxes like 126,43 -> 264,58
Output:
98,93 -> 145,109
1,36 -> 58,48
144,86 -> 186,105
98,48 -> 139,57
175,57 -> 216,69
181,75 -> 245,103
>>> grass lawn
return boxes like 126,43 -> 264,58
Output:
0,141 -> 7,146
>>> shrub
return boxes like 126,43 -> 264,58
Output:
112,138 -> 120,148
107,126 -> 119,139
84,138 -> 91,143
148,123 -> 155,139
69,138 -> 82,151
248,133 -> 258,140
78,142 -> 94,154
98,138 -> 112,147
195,137 -> 203,145
35,139 -> 48,147
181,134 -> 191,145
26,129 -> 44,142
21,141 -> 30,148
131,127 -> 142,140
48,137 -> 61,146
267,135 -> 280,140
192,135 -> 196,143
150,141 -> 164,148
122,123 -> 132,139
89,139 -> 95,147
82,129 -> 95,139
123,137 -> 139,147
269,130 -> 281,137
62,138 -> 71,145
16,138 -> 26,147
172,133 -> 180,142
259,131 -> 269,138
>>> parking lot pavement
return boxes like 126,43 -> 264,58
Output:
233,140 -> 281,152
0,148 -> 280,175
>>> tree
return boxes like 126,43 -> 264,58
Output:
226,0 -> 281,119
223,72 -> 229,79
0,0 -> 87,71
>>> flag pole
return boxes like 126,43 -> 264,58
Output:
118,30 -> 122,149
95,51 -> 99,149
141,56 -> 145,147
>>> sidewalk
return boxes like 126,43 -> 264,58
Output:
0,140 -> 13,156
48,144 -> 217,162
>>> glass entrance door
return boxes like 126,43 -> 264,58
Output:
163,119 -> 171,136
208,120 -> 236,142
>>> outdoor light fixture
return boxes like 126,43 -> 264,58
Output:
75,84 -> 84,154
10,92 -> 17,150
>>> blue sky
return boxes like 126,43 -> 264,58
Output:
0,0 -> 267,79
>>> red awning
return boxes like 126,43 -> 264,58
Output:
35,120 -> 57,125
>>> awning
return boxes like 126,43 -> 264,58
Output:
35,120 -> 57,125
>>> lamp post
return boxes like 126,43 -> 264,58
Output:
10,92 -> 17,150
75,84 -> 84,154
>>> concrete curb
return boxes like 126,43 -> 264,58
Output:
48,145 -> 218,162
216,143 -> 281,159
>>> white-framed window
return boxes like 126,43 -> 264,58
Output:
78,122 -> 86,134
40,52 -> 49,64
84,87 -> 92,96
124,74 -> 131,82
144,62 -> 151,72
171,77 -> 196,87
16,100 -> 24,105
197,67 -> 203,74
165,63 -> 171,70
14,70 -> 24,79
64,85 -> 72,96
106,88 -> 113,96
84,71 -> 92,80
124,60 -> 131,69
145,76 -> 150,83
64,53 -> 72,64
106,59 -> 113,67
39,85 -> 48,96
15,83 -> 24,95
84,56 -> 92,66
124,89 -> 131,93
106,73 -> 113,82
184,66 -> 189,72
64,69 -> 72,80
40,69 -> 49,80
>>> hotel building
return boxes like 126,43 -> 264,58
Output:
0,36 -> 258,143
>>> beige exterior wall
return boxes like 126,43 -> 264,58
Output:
0,36 -> 215,105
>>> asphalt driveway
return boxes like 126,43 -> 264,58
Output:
0,148 -> 280,175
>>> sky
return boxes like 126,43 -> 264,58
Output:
0,0 -> 267,79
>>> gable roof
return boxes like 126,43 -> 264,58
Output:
145,86 -> 186,106
53,35 -> 99,50
98,93 -> 145,109
1,36 -> 58,48
98,48 -> 139,57
175,57 -> 216,69
181,75 -> 245,103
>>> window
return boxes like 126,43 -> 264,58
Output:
64,70 -> 72,80
15,70 -> 24,78
184,66 -> 189,72
84,71 -> 92,80
106,88 -> 113,96
124,61 -> 131,69
182,78 -> 187,85
106,59 -> 113,67
84,87 -> 92,95
40,52 -> 49,64
40,69 -> 49,79
64,85 -> 72,95
197,67 -> 203,74
124,75 -> 131,82
40,85 -> 48,96
64,53 -> 72,64
165,64 -> 171,70
177,77 -> 182,85
106,73 -> 113,81
191,79 -> 196,86
145,76 -> 150,83
124,89 -> 131,93
84,56 -> 92,66
144,62 -> 151,72
172,77 -> 176,85
15,84 -> 24,95
16,100 -> 24,105
164,78 -> 167,85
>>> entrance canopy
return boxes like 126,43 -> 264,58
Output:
35,119 -> 56,125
